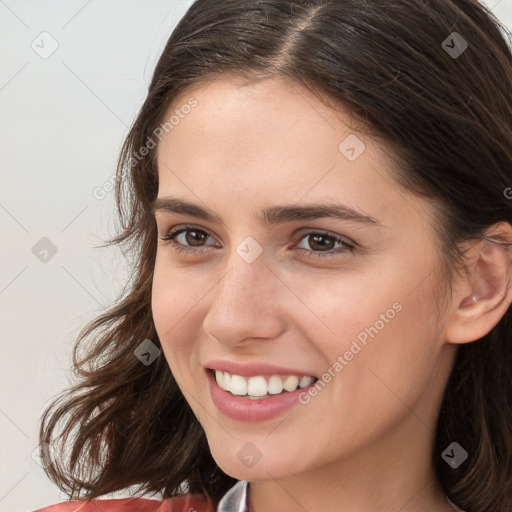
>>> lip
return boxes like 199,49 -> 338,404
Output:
206,368 -> 317,422
204,359 -> 317,378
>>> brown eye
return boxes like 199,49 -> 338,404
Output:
305,233 -> 336,251
159,225 -> 218,253
181,229 -> 208,246
295,231 -> 355,258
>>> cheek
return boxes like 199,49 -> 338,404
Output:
294,268 -> 439,391
151,258 -> 202,373
287,269 -> 397,347
151,255 -> 202,333
293,286 -> 440,454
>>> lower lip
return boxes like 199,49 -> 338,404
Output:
206,369 -> 316,422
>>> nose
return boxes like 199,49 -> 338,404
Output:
202,247 -> 287,348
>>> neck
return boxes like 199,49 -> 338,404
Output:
247,412 -> 455,512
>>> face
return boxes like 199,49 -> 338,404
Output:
151,76 -> 456,483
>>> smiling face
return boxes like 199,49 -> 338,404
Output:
151,75 -> 458,492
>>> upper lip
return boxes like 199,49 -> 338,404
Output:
205,359 -> 317,378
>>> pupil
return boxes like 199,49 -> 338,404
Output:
311,234 -> 332,251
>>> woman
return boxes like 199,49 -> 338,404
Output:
34,0 -> 512,511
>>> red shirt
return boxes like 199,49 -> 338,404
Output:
33,494 -> 215,512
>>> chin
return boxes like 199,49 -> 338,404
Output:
207,438 -> 304,482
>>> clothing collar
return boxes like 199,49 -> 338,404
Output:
215,480 -> 249,512
215,480 -> 465,512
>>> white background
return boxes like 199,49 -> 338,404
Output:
1,1 -> 511,511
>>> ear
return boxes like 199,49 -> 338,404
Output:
444,222 -> 512,344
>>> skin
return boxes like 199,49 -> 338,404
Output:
151,75 -> 512,512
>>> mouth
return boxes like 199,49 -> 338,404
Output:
207,368 -> 319,400
203,358 -> 322,421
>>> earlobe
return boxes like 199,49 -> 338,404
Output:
445,225 -> 512,345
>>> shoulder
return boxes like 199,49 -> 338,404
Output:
33,494 -> 215,512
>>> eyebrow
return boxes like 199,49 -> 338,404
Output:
151,196 -> 384,227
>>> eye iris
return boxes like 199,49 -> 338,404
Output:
186,229 -> 207,246
309,234 -> 333,251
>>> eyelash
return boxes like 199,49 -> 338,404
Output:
159,224 -> 356,258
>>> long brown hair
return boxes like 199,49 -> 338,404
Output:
39,1 -> 512,510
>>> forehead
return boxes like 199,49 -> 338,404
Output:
161,75 -> 363,144
156,76 -> 390,190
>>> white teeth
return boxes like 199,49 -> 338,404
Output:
215,370 -> 224,388
267,375 -> 283,395
299,376 -> 314,388
247,376 -> 268,397
229,374 -> 247,396
213,370 -> 316,397
283,375 -> 299,392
